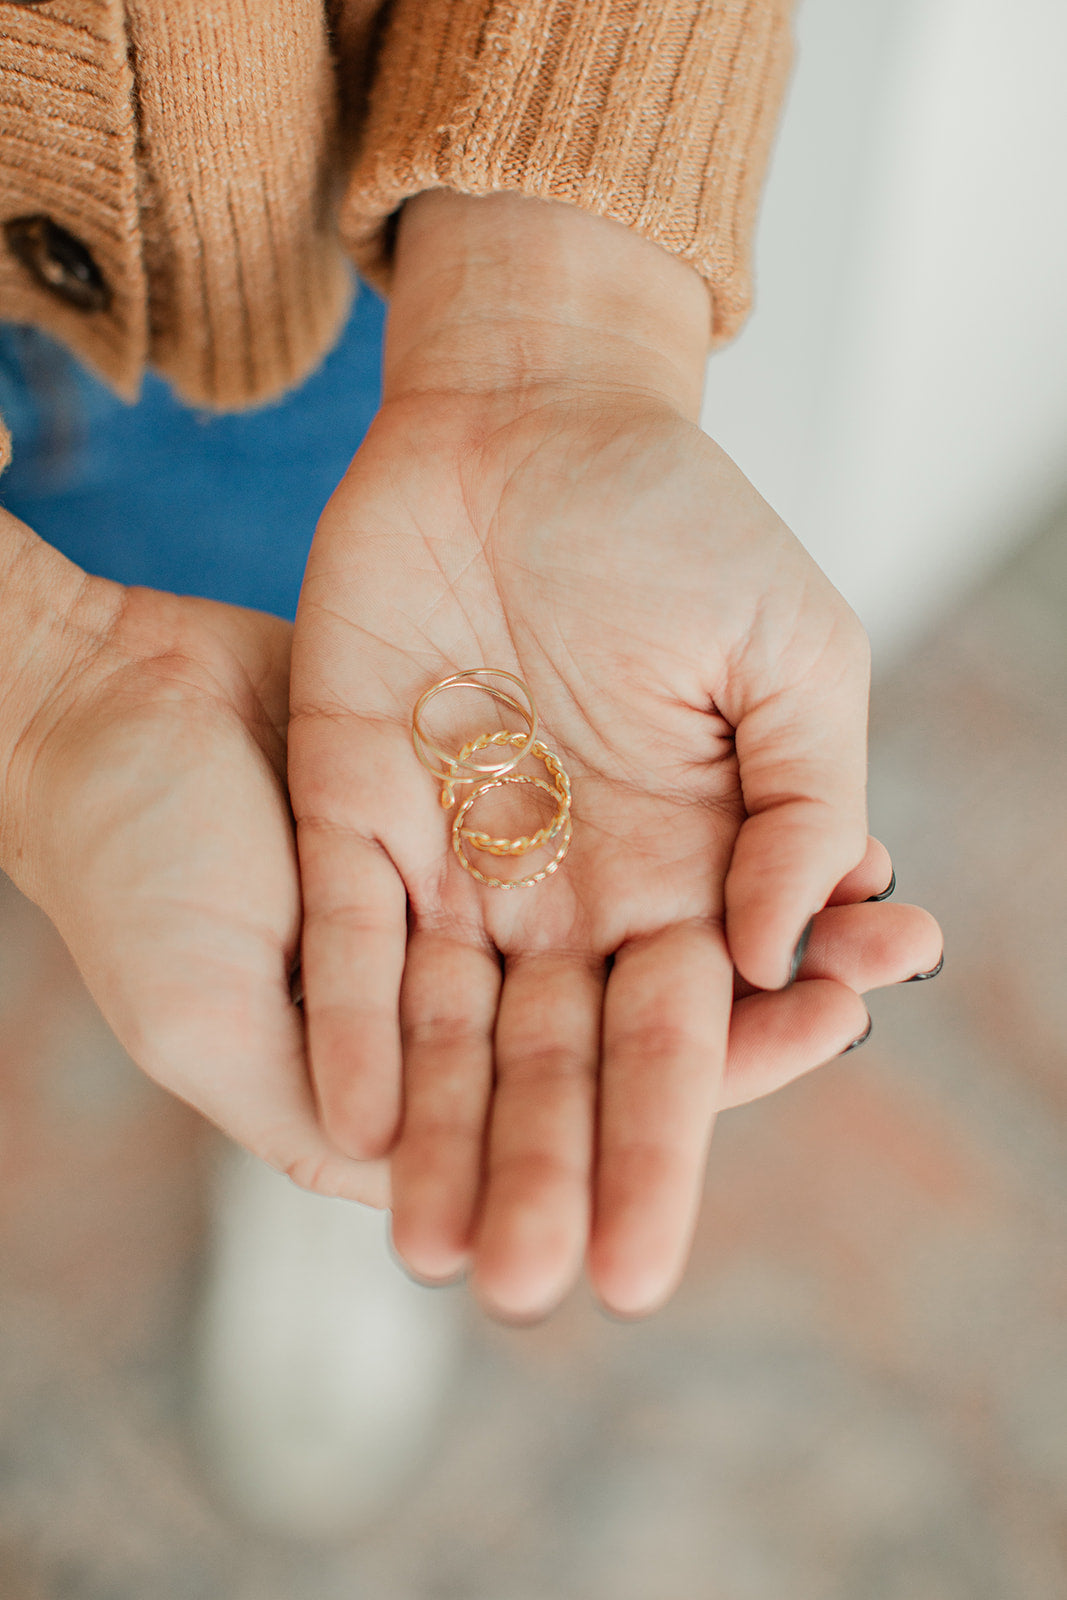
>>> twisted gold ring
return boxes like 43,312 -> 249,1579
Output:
452,778 -> 573,889
454,734 -> 570,854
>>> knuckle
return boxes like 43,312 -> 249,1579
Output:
489,1147 -> 586,1195
608,1136 -> 677,1192
403,1013 -> 487,1055
615,1020 -> 709,1074
499,1042 -> 593,1089
275,1149 -> 340,1197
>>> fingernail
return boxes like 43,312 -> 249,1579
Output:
788,917 -> 815,986
288,960 -> 304,1008
839,1015 -> 872,1055
866,869 -> 896,903
907,951 -> 944,983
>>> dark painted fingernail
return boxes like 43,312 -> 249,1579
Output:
289,960 -> 304,1008
788,917 -> 815,986
867,869 -> 896,902
907,951 -> 944,983
839,1015 -> 872,1055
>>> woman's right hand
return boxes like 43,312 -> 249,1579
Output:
0,508 -> 390,1206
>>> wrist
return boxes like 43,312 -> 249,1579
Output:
383,191 -> 711,420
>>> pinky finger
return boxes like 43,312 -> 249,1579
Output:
721,979 -> 871,1110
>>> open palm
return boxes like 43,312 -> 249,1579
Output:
290,390 -> 941,1318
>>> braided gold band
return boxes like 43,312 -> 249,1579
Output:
452,780 -> 573,889
454,734 -> 570,854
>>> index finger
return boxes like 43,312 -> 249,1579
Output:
298,814 -> 409,1161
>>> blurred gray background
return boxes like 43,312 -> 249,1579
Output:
2,0 -> 1066,1594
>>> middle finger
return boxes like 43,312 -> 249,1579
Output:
471,951 -> 604,1322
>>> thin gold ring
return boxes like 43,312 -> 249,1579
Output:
411,669 -> 538,801
412,681 -> 532,783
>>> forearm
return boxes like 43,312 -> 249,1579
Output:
384,191 -> 712,419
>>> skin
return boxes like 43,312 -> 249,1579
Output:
0,190 -> 945,1328
288,192 -> 943,1321
0,510 -> 935,1265
0,521 -> 390,1206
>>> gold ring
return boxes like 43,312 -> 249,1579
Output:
452,777 -> 573,888
412,667 -> 572,889
454,735 -> 570,855
411,668 -> 538,807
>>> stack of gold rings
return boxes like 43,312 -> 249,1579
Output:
412,668 -> 572,889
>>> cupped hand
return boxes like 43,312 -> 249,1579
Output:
289,387 -> 942,1319
0,531 -> 389,1208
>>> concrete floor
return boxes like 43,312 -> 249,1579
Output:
1,509 -> 1066,1599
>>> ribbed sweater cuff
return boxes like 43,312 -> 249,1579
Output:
125,0 -> 355,411
340,0 -> 792,345
0,0 -> 147,400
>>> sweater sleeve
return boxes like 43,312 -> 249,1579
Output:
338,0 -> 793,344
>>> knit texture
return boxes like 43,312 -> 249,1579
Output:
124,0 -> 355,409
0,0 -> 793,412
0,0 -> 146,399
342,0 -> 793,343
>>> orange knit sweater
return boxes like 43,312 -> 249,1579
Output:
0,0 -> 792,439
